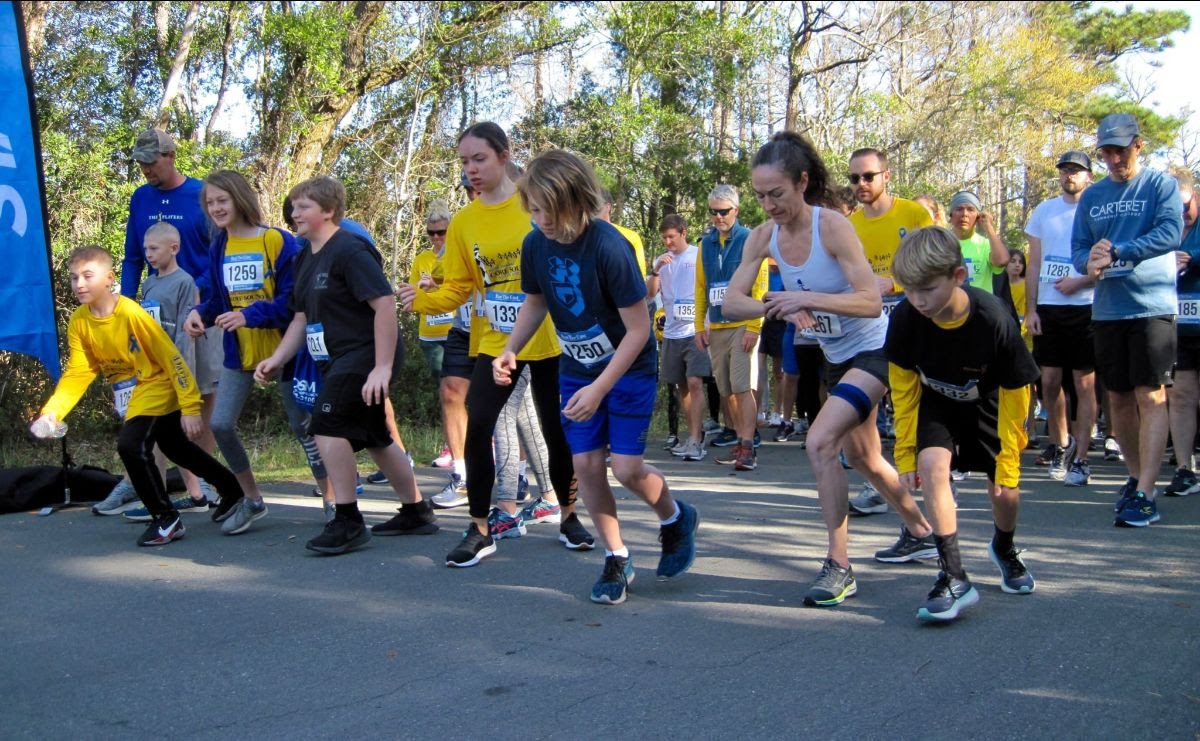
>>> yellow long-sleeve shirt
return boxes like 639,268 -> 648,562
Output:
693,249 -> 768,334
410,249 -> 454,342
42,296 -> 201,421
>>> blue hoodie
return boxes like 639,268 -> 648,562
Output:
1070,168 -> 1183,321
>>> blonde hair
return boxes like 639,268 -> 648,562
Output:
288,176 -> 346,224
202,170 -> 263,229
516,149 -> 604,244
144,221 -> 181,246
892,226 -> 962,288
426,200 -> 452,225
67,245 -> 114,271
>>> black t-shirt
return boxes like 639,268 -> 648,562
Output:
520,220 -> 656,379
290,228 -> 399,377
885,286 -> 1039,403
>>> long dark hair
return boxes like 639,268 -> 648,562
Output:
751,131 -> 829,205
458,121 -> 509,156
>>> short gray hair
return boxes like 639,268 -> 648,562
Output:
708,183 -> 739,207
426,200 -> 451,225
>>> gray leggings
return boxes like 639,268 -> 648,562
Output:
210,367 -> 326,480
493,366 -> 550,501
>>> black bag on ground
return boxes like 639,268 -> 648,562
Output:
0,465 -> 122,514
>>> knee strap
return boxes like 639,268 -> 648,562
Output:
830,383 -> 873,424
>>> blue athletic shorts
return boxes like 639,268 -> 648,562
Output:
559,372 -> 656,456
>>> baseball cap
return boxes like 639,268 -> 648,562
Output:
1096,114 -> 1139,149
1056,150 -> 1092,170
132,129 -> 176,164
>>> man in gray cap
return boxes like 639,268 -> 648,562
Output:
948,190 -> 1009,293
1071,113 -> 1184,527
1025,150 -> 1097,485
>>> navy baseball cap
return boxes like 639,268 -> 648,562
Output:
1096,114 -> 1139,148
1056,150 -> 1091,170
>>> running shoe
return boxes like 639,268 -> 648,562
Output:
221,497 -> 268,535
123,495 -> 208,522
1103,437 -> 1122,462
774,420 -> 795,442
137,514 -> 185,547
849,482 -> 888,515
1165,467 -> 1200,497
987,542 -> 1035,594
702,418 -> 722,434
306,516 -> 371,554
752,430 -> 762,448
92,479 -> 139,516
1048,442 -> 1069,481
803,558 -> 857,606
558,512 -> 595,550
715,443 -> 747,465
365,470 -> 389,485
1113,477 -> 1139,514
670,439 -> 691,457
1035,442 -> 1058,466
198,480 -> 218,504
446,527 -> 496,567
432,474 -> 468,508
917,570 -> 978,622
591,555 -> 635,605
662,434 -> 681,450
432,446 -> 453,468
1064,459 -> 1091,487
371,501 -> 439,535
679,439 -> 706,461
487,507 -> 526,539
323,502 -> 336,523
734,445 -> 757,471
874,526 -> 938,563
710,428 -> 738,447
1115,490 -> 1160,527
768,412 -> 783,426
656,500 -> 699,579
210,490 -> 245,523
518,497 -> 562,525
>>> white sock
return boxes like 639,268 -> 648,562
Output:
453,459 -> 466,479
606,547 -> 630,558
659,501 -> 681,526
518,460 -> 527,477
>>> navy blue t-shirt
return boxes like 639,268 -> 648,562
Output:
520,220 -> 656,379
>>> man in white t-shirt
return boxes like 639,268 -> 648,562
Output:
1024,150 -> 1097,486
648,214 -> 712,461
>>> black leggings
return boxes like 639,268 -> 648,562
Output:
466,355 -> 574,519
118,410 -> 243,520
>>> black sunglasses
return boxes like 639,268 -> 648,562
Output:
427,229 -> 447,236
848,171 -> 887,185
709,207 -> 735,216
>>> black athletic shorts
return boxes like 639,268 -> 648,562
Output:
1093,316 -> 1175,392
440,327 -> 474,380
917,393 -> 1000,482
1176,333 -> 1200,372
824,347 -> 889,388
309,373 -> 394,451
759,319 -> 787,359
1033,304 -> 1094,371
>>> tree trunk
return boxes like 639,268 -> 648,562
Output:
155,1 -> 201,129
20,1 -> 48,60
204,2 -> 239,142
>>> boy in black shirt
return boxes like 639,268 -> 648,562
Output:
255,177 -> 436,554
887,226 -> 1040,621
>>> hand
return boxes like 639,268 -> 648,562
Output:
692,330 -> 709,351
254,356 -> 281,385
899,471 -> 919,491
876,275 -> 896,296
184,309 -> 206,337
977,211 -> 996,235
1053,276 -> 1086,295
361,366 -> 392,405
1025,309 -> 1041,336
395,283 -> 417,311
786,309 -> 818,332
492,351 -> 518,386
740,329 -> 759,353
214,311 -> 247,331
1177,250 -> 1191,274
417,274 -> 437,290
1086,239 -> 1113,279
562,382 -> 605,422
762,290 -> 810,320
180,414 -> 203,440
654,253 -> 674,272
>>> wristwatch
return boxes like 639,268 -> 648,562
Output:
1109,244 -> 1120,264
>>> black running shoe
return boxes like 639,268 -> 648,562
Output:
371,500 -> 439,535
558,512 -> 595,551
874,526 -> 938,563
306,516 -> 371,555
137,514 -> 185,547
210,491 -> 244,523
446,527 -> 496,567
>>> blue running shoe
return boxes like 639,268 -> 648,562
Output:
711,428 -> 738,447
1115,490 -> 1160,527
124,495 -> 209,522
988,542 -> 1035,594
1113,477 -> 1139,514
591,555 -> 635,605
656,500 -> 699,580
917,571 -> 979,622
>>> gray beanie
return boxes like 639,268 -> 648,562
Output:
950,190 -> 981,211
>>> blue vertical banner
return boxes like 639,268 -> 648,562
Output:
0,1 -> 58,379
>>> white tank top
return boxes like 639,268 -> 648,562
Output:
768,206 -> 888,363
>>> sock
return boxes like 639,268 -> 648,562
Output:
659,501 -> 681,526
992,525 -> 1015,556
606,547 -> 630,559
453,459 -> 466,479
934,532 -> 967,580
405,499 -> 431,512
518,460 -> 527,477
740,439 -> 755,449
336,501 -> 363,523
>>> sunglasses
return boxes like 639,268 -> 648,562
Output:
848,171 -> 887,185
709,207 -> 735,216
427,229 -> 447,237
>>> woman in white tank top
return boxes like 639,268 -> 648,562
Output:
722,132 -> 936,610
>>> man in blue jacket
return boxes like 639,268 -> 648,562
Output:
1072,113 -> 1184,527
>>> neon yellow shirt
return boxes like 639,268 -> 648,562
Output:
848,197 -> 933,284
42,296 -> 200,421
412,194 -> 559,360
410,249 -> 453,341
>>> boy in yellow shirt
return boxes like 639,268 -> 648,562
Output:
32,247 -> 244,547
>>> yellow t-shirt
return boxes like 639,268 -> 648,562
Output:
223,228 -> 284,369
412,193 -> 558,360
848,197 -> 934,281
410,249 -> 453,342
613,223 -> 647,278
42,296 -> 201,421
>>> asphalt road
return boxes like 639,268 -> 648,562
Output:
2,434 -> 1197,740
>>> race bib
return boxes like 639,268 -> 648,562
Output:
113,378 -> 137,417
1039,255 -> 1073,283
223,253 -> 264,292
485,291 -> 524,334
881,295 -> 904,317
708,281 -> 728,307
425,312 -> 454,327
1180,293 -> 1200,325
140,299 -> 162,325
673,299 -> 696,322
558,325 -> 616,368
306,322 -> 329,361
1101,259 -> 1133,280
807,311 -> 843,338
963,258 -> 977,283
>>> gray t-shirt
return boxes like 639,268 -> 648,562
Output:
141,267 -> 198,373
